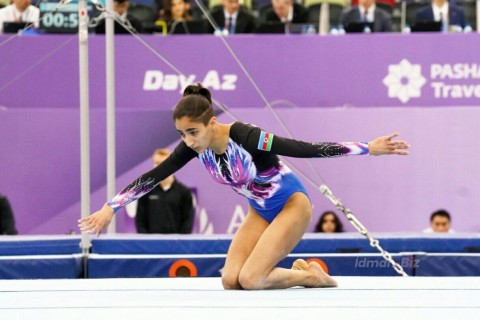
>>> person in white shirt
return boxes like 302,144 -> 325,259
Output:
0,0 -> 40,34
423,209 -> 455,233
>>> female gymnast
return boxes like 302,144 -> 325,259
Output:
79,83 -> 410,290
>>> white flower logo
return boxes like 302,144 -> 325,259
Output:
383,59 -> 426,103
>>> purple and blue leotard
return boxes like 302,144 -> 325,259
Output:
107,122 -> 368,222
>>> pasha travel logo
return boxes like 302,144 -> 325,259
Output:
384,59 -> 480,103
383,59 -> 426,103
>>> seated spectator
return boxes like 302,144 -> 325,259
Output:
209,0 -> 257,34
0,0 -> 39,34
158,0 -> 192,23
314,210 -> 344,233
264,0 -> 308,24
94,0 -> 144,34
339,0 -> 392,32
156,0 -> 209,34
423,209 -> 454,233
0,193 -> 18,235
415,0 -> 466,30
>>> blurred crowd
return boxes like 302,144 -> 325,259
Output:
0,0 -> 477,34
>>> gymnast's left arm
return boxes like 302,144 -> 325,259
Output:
256,129 -> 409,157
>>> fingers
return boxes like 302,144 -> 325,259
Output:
391,150 -> 410,155
387,132 -> 400,140
388,140 -> 410,149
78,220 -> 96,234
78,216 -> 101,235
378,139 -> 410,156
387,142 -> 410,155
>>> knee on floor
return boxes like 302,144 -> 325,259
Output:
238,269 -> 266,290
221,272 -> 242,290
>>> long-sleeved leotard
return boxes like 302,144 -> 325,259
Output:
107,122 -> 368,221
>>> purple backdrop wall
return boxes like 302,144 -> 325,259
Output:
1,34 -> 479,234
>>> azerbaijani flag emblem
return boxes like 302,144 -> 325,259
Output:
257,131 -> 274,151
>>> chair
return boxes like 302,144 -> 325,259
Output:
405,1 -> 427,27
127,3 -> 157,33
350,0 -> 396,7
457,0 -> 477,29
208,0 -> 253,10
304,0 -> 348,8
253,0 -> 271,11
129,3 -> 157,24
258,3 -> 272,22
190,4 -> 206,20
376,2 -> 394,15
0,0 -> 10,8
307,3 -> 345,27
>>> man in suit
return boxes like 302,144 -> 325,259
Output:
339,0 -> 392,32
415,0 -> 466,30
209,0 -> 257,34
264,0 -> 308,24
94,0 -> 145,34
135,149 -> 195,234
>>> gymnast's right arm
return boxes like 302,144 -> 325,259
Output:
78,142 -> 197,236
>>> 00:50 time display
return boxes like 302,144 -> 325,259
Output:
42,12 -> 78,29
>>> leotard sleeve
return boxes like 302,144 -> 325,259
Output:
232,122 -> 369,158
107,142 -> 197,213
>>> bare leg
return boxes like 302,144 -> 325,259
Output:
221,207 -> 269,289
238,193 -> 337,290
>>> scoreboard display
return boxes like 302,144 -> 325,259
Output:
39,2 -> 96,33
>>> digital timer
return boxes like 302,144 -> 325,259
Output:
39,2 -> 94,33
42,12 -> 78,29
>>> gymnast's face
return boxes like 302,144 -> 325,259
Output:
175,116 -> 215,153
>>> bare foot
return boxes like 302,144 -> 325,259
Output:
291,259 -> 309,271
307,261 -> 338,288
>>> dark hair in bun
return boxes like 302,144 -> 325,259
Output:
173,83 -> 214,125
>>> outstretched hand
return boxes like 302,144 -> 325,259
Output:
368,133 -> 410,156
78,204 -> 115,237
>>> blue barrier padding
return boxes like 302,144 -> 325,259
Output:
416,254 -> 480,276
91,235 -> 233,254
0,255 -> 83,279
90,233 -> 480,254
88,255 -> 224,278
293,237 -> 480,253
0,236 -> 82,256
1,234 -> 479,278
87,253 -> 418,277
